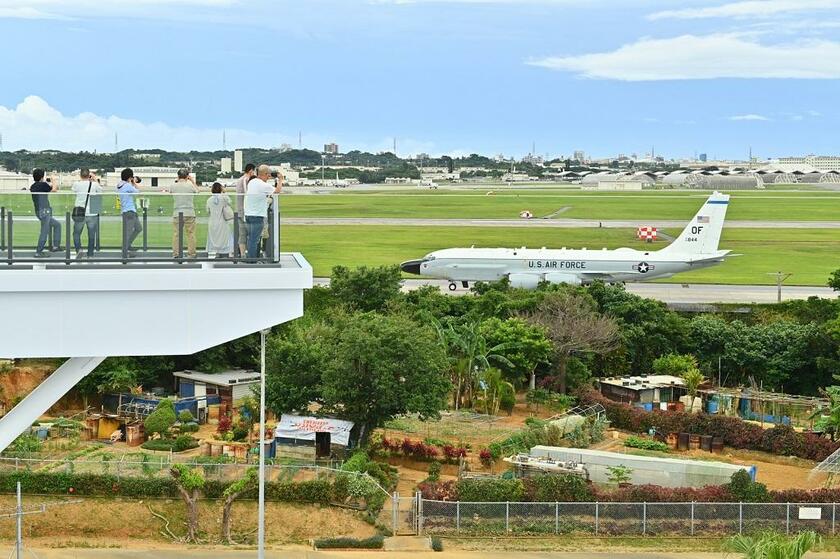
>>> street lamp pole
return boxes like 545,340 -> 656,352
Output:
321,154 -> 326,184
258,328 -> 269,559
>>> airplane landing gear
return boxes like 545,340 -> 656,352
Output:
448,282 -> 457,291
461,281 -> 469,289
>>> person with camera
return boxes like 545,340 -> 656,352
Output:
116,168 -> 143,254
234,163 -> 255,258
30,168 -> 61,258
244,164 -> 281,261
170,168 -> 199,258
71,168 -> 103,259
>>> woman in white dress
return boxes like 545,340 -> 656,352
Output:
206,182 -> 234,258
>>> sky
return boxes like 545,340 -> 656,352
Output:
1,0 -> 840,159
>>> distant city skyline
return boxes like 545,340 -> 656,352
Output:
1,1 -> 839,159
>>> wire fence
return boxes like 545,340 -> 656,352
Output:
419,500 -> 839,537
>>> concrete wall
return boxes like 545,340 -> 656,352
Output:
530,446 -> 753,488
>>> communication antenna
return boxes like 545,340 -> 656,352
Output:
114,132 -> 118,153
0,132 -> 4,151
298,130 -> 302,148
223,129 -> 226,150
766,271 -> 792,303
393,137 -> 397,156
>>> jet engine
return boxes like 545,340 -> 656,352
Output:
544,273 -> 583,286
507,273 -> 541,290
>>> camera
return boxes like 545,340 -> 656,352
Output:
270,171 -> 279,179
134,177 -> 142,184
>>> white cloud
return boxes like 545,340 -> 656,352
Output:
0,0 -> 234,19
648,0 -> 839,21
528,34 -> 840,80
729,114 -> 770,121
0,96 -> 290,152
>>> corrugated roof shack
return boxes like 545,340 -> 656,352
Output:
530,446 -> 754,488
275,415 -> 355,460
174,369 -> 259,407
598,375 -> 687,409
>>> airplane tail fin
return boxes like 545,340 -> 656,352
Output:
660,191 -> 729,256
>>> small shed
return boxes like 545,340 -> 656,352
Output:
598,375 -> 686,409
275,415 -> 354,459
173,369 -> 260,408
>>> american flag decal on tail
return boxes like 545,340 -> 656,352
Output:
697,215 -> 710,224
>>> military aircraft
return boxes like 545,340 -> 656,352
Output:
400,191 -> 730,291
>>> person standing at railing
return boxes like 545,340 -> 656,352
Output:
244,165 -> 281,261
234,163 -> 256,258
30,168 -> 62,258
117,168 -> 143,254
171,168 -> 199,258
206,182 -> 233,258
71,169 -> 103,259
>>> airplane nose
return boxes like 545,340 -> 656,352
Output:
400,259 -> 423,275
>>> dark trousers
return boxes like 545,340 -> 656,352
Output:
73,215 -> 99,256
36,208 -> 61,253
122,211 -> 142,250
245,216 -> 264,261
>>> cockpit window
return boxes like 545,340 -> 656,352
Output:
424,255 -> 436,261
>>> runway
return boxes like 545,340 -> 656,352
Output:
314,278 -> 838,304
285,217 -> 840,229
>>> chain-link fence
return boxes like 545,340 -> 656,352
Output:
420,500 -> 839,537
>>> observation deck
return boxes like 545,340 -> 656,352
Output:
0,189 -> 312,451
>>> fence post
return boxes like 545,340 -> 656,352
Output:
833,503 -> 837,536
642,502 -> 647,535
416,491 -> 423,535
555,502 -> 559,535
505,502 -> 510,533
391,493 -> 398,536
595,502 -> 599,535
739,502 -> 743,535
456,501 -> 460,534
690,501 -> 695,536
786,502 -> 790,535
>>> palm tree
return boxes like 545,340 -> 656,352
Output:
728,530 -> 819,559
681,367 -> 705,412
810,382 -> 840,441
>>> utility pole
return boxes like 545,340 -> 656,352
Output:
257,329 -> 269,559
767,271 -> 792,303
298,130 -> 302,149
15,482 -> 21,559
222,129 -> 226,150
321,153 -> 326,183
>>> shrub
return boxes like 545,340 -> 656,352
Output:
728,470 -> 770,503
427,461 -> 442,482
12,435 -> 42,454
178,410 -> 194,423
173,434 -> 198,452
180,422 -> 199,433
606,465 -> 633,485
141,439 -> 174,452
431,536 -> 443,552
524,474 -> 594,502
232,424 -> 249,442
418,480 -> 459,501
144,400 -> 176,438
457,478 -> 524,502
217,414 -> 232,435
380,437 -> 466,464
479,449 -> 493,468
314,535 -> 384,549
624,436 -> 669,452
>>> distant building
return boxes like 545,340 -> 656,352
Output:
0,170 -> 31,191
173,369 -> 260,407
324,143 -> 339,155
521,154 -> 544,166
270,163 -> 300,186
130,153 -> 161,162
279,143 -> 292,152
573,150 -> 586,162
699,153 -> 708,162
778,155 -> 840,171
104,166 -> 181,189
233,150 -> 243,173
221,157 -> 232,174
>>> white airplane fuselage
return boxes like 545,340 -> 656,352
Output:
400,191 -> 731,288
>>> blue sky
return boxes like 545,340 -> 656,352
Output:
1,0 -> 840,159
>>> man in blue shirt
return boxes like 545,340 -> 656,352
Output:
116,168 -> 142,253
30,168 -> 61,257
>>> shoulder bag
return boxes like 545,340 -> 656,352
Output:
72,181 -> 92,222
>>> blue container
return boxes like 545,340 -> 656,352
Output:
707,400 -> 719,414
36,427 -> 49,440
643,403 -> 654,412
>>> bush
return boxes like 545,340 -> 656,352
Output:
178,410 -> 194,423
479,449 -> 493,468
144,400 -> 176,438
217,414 -> 232,435
173,434 -> 198,452
12,435 -> 42,454
524,474 -> 594,502
180,422 -> 200,433
431,536 -> 443,552
418,480 -> 459,501
314,535 -> 384,549
457,478 -> 524,502
141,439 -> 174,452
232,424 -> 249,442
380,437 -> 467,464
426,461 -> 442,482
728,470 -> 770,503
624,436 -> 669,452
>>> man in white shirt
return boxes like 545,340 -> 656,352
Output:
170,168 -> 199,258
234,163 -> 255,258
244,164 -> 281,261
71,168 -> 103,259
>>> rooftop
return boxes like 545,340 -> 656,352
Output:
173,369 -> 260,386
599,374 -> 685,391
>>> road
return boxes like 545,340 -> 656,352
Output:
314,278 -> 838,304
284,217 -> 840,229
12,548 -> 840,559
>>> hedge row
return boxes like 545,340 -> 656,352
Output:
418,475 -> 840,504
314,535 -> 384,549
578,389 -> 840,462
0,471 -> 333,503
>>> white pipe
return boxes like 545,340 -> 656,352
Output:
258,329 -> 268,559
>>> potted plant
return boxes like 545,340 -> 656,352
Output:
607,464 -> 633,488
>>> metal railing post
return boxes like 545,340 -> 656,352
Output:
416,491 -> 423,535
786,502 -> 790,535
121,212 -> 128,263
1,207 -> 5,250
456,501 -> 460,534
595,502 -> 599,535
95,214 -> 101,252
391,493 -> 398,536
142,205 -> 148,252
739,502 -> 743,535
6,210 -> 12,264
505,501 -> 509,532
65,212 -> 71,264
642,502 -> 647,535
232,212 -> 240,262
555,502 -> 559,534
272,194 -> 280,263
178,212 -> 184,261
690,501 -> 695,536
834,503 -> 837,536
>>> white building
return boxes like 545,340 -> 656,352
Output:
234,150 -> 243,173
104,167 -> 182,189
221,157 -> 232,174
778,155 -> 840,171
0,171 -> 32,191
270,163 -> 301,186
